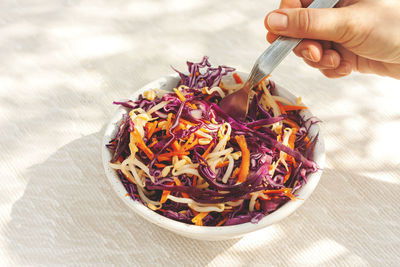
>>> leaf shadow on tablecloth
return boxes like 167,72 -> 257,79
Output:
3,130 -> 242,266
4,126 -> 400,266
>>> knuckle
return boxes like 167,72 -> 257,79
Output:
297,9 -> 311,33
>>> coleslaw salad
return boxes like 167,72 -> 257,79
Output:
106,57 -> 319,227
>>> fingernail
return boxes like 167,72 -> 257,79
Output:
267,13 -> 288,31
328,55 -> 335,67
301,50 -> 313,61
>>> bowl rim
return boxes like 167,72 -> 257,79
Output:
102,72 -> 325,239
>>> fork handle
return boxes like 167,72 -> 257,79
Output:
246,0 -> 340,89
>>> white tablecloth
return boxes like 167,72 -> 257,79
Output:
1,0 -> 399,266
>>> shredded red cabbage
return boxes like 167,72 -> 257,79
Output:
107,57 -> 319,226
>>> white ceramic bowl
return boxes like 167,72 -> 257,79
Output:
102,72 -> 325,241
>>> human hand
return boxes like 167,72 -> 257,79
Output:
264,0 -> 400,79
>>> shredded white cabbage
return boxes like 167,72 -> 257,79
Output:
129,111 -> 151,138
226,200 -> 244,207
213,123 -> 231,153
133,158 -> 155,183
249,191 -> 262,212
146,100 -> 170,115
202,86 -> 226,98
221,155 -> 234,183
189,203 -> 225,213
269,127 -> 293,176
207,147 -> 234,159
259,81 -> 282,134
194,130 -> 213,140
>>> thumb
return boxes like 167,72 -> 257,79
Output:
265,8 -> 351,43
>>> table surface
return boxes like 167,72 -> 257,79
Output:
1,0 -> 399,266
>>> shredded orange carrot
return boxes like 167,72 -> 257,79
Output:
173,88 -> 186,102
148,138 -> 158,148
202,141 -> 215,158
155,163 -> 167,168
303,135 -> 312,149
156,156 -> 170,162
255,200 -> 261,211
216,217 -> 228,226
264,188 -> 296,201
255,74 -> 270,86
165,113 -> 173,136
174,122 -> 187,133
192,176 -> 197,186
233,72 -> 243,84
182,138 -> 198,151
122,169 -> 140,188
283,119 -> 300,129
282,105 -> 307,112
179,118 -> 196,126
204,92 -> 216,101
216,160 -> 229,168
172,140 -> 181,151
276,101 -> 287,115
146,121 -> 158,139
160,190 -> 170,204
174,177 -> 189,198
144,122 -> 151,130
264,189 -> 286,194
187,103 -> 197,109
235,135 -> 250,183
284,190 -> 296,201
232,167 -> 240,178
192,212 -> 209,226
132,129 -> 154,159
157,151 -> 190,162
181,134 -> 195,151
189,133 -> 196,142
153,127 -> 163,135
285,128 -> 298,167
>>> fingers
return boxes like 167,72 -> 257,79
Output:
279,0 -> 314,8
264,7 -> 351,43
266,32 -> 279,44
303,49 -> 341,69
265,0 -> 355,78
293,40 -> 352,77
319,61 -> 352,78
279,0 -> 302,8
293,40 -> 323,62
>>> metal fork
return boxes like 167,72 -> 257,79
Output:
219,0 -> 339,121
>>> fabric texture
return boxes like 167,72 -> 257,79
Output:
0,0 -> 399,266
